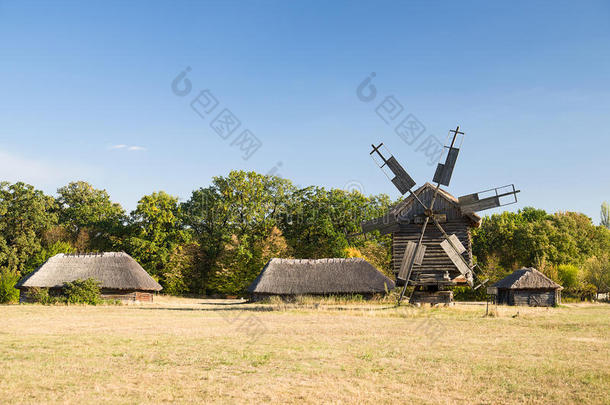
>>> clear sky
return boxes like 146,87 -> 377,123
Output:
1,1 -> 609,222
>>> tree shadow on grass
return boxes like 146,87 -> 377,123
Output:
136,303 -> 399,313
137,305 -> 274,312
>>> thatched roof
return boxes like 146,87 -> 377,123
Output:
17,252 -> 162,291
491,267 -> 562,290
248,258 -> 395,295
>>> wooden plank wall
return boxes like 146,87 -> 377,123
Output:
19,288 -> 154,303
19,290 -> 34,304
411,290 -> 453,304
392,219 -> 472,282
511,290 -> 556,307
101,290 -> 154,302
135,291 -> 153,302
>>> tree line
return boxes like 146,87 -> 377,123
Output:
473,207 -> 610,299
0,171 -> 608,302
0,172 -> 391,300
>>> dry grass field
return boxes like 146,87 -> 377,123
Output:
1,297 -> 609,404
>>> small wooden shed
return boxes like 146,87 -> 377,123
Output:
248,258 -> 395,297
488,267 -> 562,306
16,252 -> 162,302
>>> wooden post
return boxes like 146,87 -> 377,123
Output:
486,296 -> 489,317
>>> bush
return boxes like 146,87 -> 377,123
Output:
25,279 -> 120,305
453,286 -> 488,301
28,287 -> 62,305
62,279 -> 102,305
0,269 -> 20,304
557,264 -> 580,291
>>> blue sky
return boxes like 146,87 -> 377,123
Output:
1,1 -> 609,222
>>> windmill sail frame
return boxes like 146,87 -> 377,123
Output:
459,184 -> 520,213
370,143 -> 416,195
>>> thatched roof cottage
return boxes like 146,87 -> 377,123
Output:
17,252 -> 162,302
488,267 -> 562,306
248,258 -> 395,297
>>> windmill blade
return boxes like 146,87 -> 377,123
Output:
432,126 -> 465,187
427,214 -> 491,291
469,264 -> 489,290
440,238 -> 474,287
426,212 -> 475,287
370,143 -> 416,195
415,197 -> 474,287
432,147 -> 459,186
446,234 -> 466,254
397,241 -> 426,281
387,156 -> 416,195
398,220 -> 430,305
474,278 -> 489,290
459,184 -> 521,213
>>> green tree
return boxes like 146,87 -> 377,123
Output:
181,186 -> 232,293
548,212 -> 598,265
280,187 -> 391,259
164,243 -> 200,295
281,186 -> 349,259
472,210 -> 529,271
0,182 -> 57,275
124,191 -> 187,285
182,171 -> 294,294
557,264 -> 580,291
583,255 -> 610,294
475,209 -> 605,266
213,171 -> 294,238
0,269 -> 20,303
473,206 -> 610,291
209,226 -> 291,295
24,241 -> 76,275
56,181 -> 125,251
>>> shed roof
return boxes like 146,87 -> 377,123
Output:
17,252 -> 162,291
248,258 -> 395,295
491,267 -> 562,290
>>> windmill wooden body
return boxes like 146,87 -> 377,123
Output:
362,126 -> 520,305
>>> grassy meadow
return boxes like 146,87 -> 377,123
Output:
0,297 -> 609,404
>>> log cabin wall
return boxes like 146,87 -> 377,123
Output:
391,187 -> 474,283
396,187 -> 464,221
19,289 -> 35,304
101,289 -> 154,302
392,220 -> 472,281
495,289 -> 560,306
510,289 -> 557,307
19,288 -> 154,303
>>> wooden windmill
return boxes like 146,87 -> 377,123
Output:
362,126 -> 520,305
